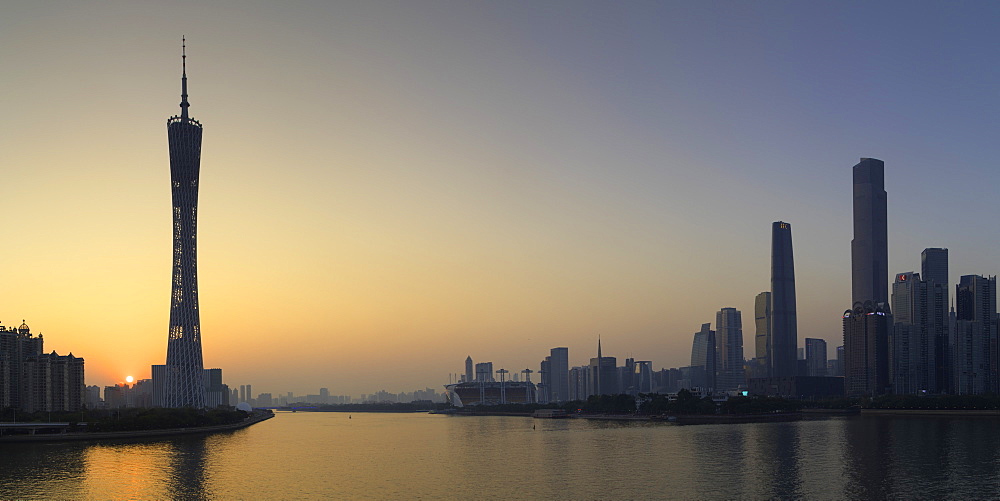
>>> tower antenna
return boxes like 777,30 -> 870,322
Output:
180,36 -> 190,119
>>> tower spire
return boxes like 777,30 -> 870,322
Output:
180,36 -> 190,119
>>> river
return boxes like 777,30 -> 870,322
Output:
1,412 -> 998,499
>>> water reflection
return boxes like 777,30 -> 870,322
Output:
6,414 -> 1000,499
166,437 -> 210,500
0,442 -> 87,499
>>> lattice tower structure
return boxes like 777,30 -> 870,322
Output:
164,39 -> 206,408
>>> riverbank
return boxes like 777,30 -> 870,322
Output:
0,409 -> 274,443
862,408 -> 1000,416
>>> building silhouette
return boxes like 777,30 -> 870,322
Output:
716,307 -> 745,391
770,221 -> 798,377
954,275 -> 997,394
164,40 -> 207,408
845,158 -> 891,396
548,347 -> 569,402
891,271 -> 944,394
0,322 -> 84,412
851,158 -> 889,305
843,301 -> 891,396
464,356 -> 474,383
589,338 -> 617,396
921,248 -> 950,391
753,291 -> 771,378
689,323 -> 717,391
804,338 -> 827,377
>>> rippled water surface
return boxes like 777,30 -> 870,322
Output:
2,413 -> 1000,499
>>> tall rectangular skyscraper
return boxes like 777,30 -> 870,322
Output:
804,338 -> 828,377
690,323 -> 717,391
843,301 -> 891,396
716,308 -> 745,391
845,158 -> 890,397
921,248 -> 950,391
770,221 -> 797,377
549,347 -> 569,402
851,158 -> 889,305
954,275 -> 998,394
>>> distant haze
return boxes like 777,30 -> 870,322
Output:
3,2 -> 999,396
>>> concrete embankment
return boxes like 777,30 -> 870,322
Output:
0,410 -> 274,443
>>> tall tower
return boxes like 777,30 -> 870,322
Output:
770,221 -> 798,377
549,347 -> 569,402
164,39 -> 206,408
920,248 -> 949,393
851,158 -> 889,305
845,158 -> 890,397
690,323 -> 717,391
715,307 -> 745,391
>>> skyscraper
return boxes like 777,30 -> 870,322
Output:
921,248 -> 950,391
549,347 -> 569,402
690,323 -> 717,391
851,158 -> 889,305
770,221 -> 797,377
164,40 -> 207,408
954,275 -> 997,394
804,338 -> 827,377
845,158 -> 891,397
843,301 -> 891,396
589,338 -> 617,396
753,291 -> 771,378
716,307 -> 745,391
464,356 -> 474,383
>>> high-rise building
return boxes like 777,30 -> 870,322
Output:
754,291 -> 772,378
464,356 -> 474,383
549,347 -> 569,402
632,361 -> 654,394
891,272 -> 942,394
954,275 -> 997,394
845,158 -> 891,396
804,338 -> 827,377
921,248 -> 949,302
690,323 -> 717,391
716,308 -> 745,391
475,362 -> 494,382
921,248 -> 950,392
0,322 -> 43,410
0,322 -> 84,412
203,368 -> 228,408
589,338 -> 617,396
568,365 -> 591,400
770,221 -> 798,377
164,40 -> 207,408
851,158 -> 889,305
843,301 -> 891,396
538,357 -> 551,403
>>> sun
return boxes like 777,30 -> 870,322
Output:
125,376 -> 134,384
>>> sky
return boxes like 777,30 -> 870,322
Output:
3,1 -> 1000,397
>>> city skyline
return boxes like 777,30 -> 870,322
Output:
4,2 -> 1000,395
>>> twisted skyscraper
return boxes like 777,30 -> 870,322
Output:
164,39 -> 206,408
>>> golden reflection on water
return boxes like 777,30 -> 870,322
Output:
3,413 -> 1000,499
